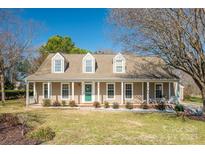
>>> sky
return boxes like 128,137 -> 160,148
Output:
19,8 -> 121,52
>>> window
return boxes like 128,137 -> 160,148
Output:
156,83 -> 163,98
54,59 -> 62,72
43,83 -> 50,99
82,53 -> 95,73
107,83 -> 115,99
113,53 -> 125,73
125,83 -> 133,99
52,53 -> 65,73
85,59 -> 92,72
61,83 -> 70,99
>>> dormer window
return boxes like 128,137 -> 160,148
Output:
113,53 -> 125,73
52,53 -> 65,73
82,53 -> 95,73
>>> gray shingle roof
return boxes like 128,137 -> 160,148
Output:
26,53 -> 179,82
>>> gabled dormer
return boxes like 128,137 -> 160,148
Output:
82,53 -> 95,73
113,53 -> 126,73
51,53 -> 65,73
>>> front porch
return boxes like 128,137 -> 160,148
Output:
26,81 -> 180,106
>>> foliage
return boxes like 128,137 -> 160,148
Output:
125,102 -> 134,109
0,113 -> 19,127
53,101 -> 61,107
93,101 -> 101,108
42,99 -> 51,107
39,35 -> 89,55
29,126 -> 55,142
174,104 -> 184,112
0,90 -> 27,100
112,102 -> 119,109
61,100 -> 66,106
140,102 -> 149,109
104,101 -> 110,108
69,100 -> 78,107
155,102 -> 166,110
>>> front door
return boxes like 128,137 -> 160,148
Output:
85,84 -> 92,102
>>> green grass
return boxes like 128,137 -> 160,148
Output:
1,99 -> 205,144
183,96 -> 203,106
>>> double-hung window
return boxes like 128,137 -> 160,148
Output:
125,83 -> 133,99
43,83 -> 51,99
107,83 -> 115,99
155,83 -> 163,98
85,59 -> 92,73
61,83 -> 70,99
115,59 -> 123,73
54,59 -> 62,73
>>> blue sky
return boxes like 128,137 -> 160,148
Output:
20,8 -> 121,52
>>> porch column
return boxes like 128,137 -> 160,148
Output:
81,81 -> 84,102
97,82 -> 100,102
168,82 -> 171,99
72,82 -> 74,100
121,82 -> 124,104
147,82 -> 150,103
92,81 -> 95,102
48,82 -> 51,99
33,82 -> 36,103
142,82 -> 144,102
26,82 -> 29,106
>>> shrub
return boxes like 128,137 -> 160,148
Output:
104,102 -> 110,108
93,101 -> 101,108
0,113 -> 19,126
125,102 -> 134,109
112,102 -> 119,109
155,102 -> 166,110
53,101 -> 61,107
62,100 -> 66,106
140,103 -> 149,109
42,99 -> 51,107
29,126 -> 55,142
174,104 -> 184,112
69,100 -> 77,107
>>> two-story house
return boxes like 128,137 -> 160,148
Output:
25,52 -> 181,106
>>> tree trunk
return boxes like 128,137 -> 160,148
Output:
202,87 -> 205,112
0,74 -> 5,103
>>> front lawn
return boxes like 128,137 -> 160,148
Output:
1,99 -> 205,144
183,95 -> 202,106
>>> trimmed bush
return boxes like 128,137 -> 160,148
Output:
93,101 -> 101,108
62,100 -> 66,106
125,102 -> 134,109
69,100 -> 77,107
104,102 -> 110,108
53,101 -> 61,107
42,99 -> 51,107
174,104 -> 184,112
155,102 -> 166,110
140,103 -> 149,109
29,126 -> 55,142
112,102 -> 119,109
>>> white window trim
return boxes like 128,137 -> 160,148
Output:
154,83 -> 163,99
113,53 -> 126,73
124,83 -> 133,100
61,83 -> 70,100
51,53 -> 65,73
82,53 -> 95,73
43,82 -> 51,99
106,82 -> 115,100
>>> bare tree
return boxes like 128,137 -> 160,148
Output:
0,9 -> 38,103
109,9 -> 205,110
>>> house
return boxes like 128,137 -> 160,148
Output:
25,52 -> 182,106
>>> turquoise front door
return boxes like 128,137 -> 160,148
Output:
85,84 -> 92,102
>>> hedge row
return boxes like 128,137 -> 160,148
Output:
0,90 -> 33,100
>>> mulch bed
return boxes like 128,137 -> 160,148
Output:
0,113 -> 40,145
187,115 -> 205,122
